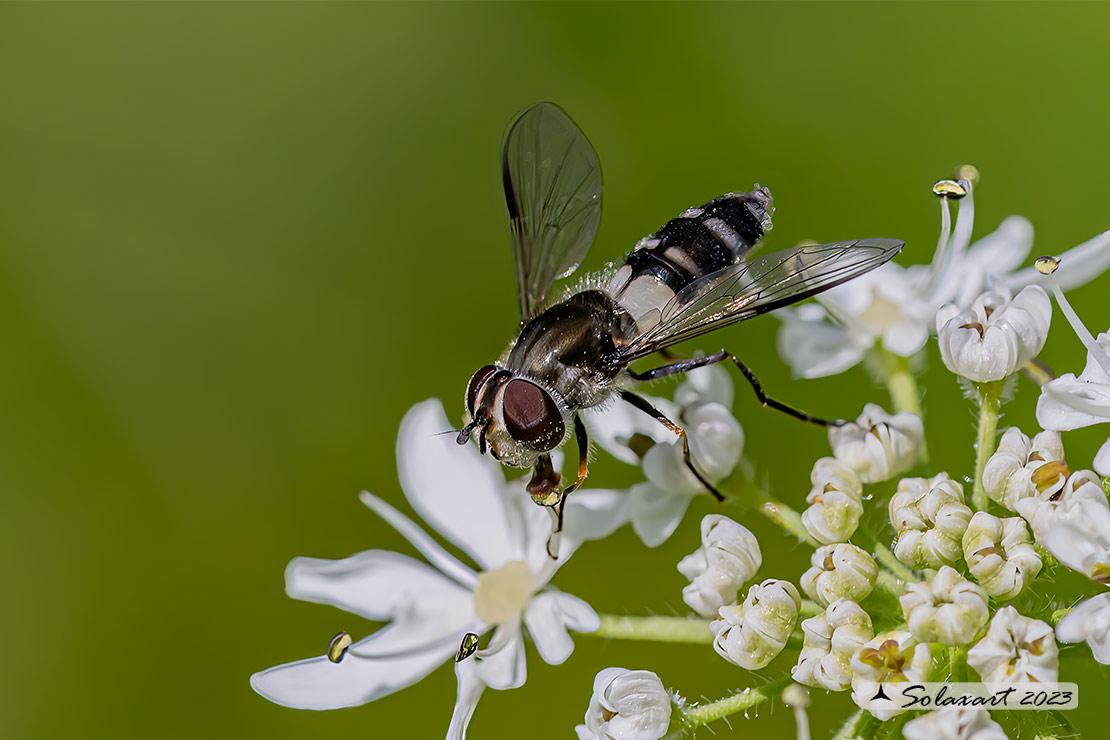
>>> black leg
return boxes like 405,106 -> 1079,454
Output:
618,390 -> 726,502
630,349 -> 842,427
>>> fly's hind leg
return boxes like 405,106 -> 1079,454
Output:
630,350 -> 843,427
617,390 -> 726,502
528,415 -> 590,559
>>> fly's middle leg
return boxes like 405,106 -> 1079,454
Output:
630,350 -> 843,427
617,390 -> 726,502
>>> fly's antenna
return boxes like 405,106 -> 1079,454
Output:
456,412 -> 491,450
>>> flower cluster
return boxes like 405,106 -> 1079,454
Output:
251,170 -> 1110,740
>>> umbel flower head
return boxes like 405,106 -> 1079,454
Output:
935,285 -> 1051,383
792,598 -> 873,692
899,566 -> 988,645
982,426 -> 1068,510
962,512 -> 1042,600
711,579 -> 800,670
967,606 -> 1058,689
800,457 -> 864,545
250,400 -> 625,739
799,543 -> 876,607
677,515 -> 762,618
889,473 -> 972,569
576,667 -> 672,740
828,404 -> 923,483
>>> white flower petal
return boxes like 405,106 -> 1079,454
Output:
475,622 -> 527,690
585,394 -> 677,465
1096,439 -> 1110,476
359,492 -> 479,588
250,634 -> 454,710
1055,593 -> 1110,665
1036,372 -> 1110,431
397,399 -> 515,570
776,305 -> 870,379
525,590 -> 599,665
1008,229 -> 1110,293
285,550 -> 474,638
627,482 -> 696,548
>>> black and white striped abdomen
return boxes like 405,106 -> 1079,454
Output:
606,187 -> 774,325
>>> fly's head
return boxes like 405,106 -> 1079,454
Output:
458,365 -> 567,468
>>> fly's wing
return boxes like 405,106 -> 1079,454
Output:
502,102 -> 602,322
620,238 -> 903,361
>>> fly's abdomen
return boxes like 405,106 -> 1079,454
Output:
607,187 -> 773,324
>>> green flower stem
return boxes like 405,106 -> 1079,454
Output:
1048,607 -> 1073,627
801,599 -> 823,618
857,521 -> 919,584
875,569 -> 908,597
832,708 -> 879,740
972,380 -> 1004,511
588,614 -> 713,644
873,348 -> 929,467
948,644 -> 968,682
757,494 -> 819,547
678,675 -> 793,731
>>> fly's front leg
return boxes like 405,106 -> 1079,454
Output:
617,390 -> 725,502
532,416 -> 590,559
630,350 -> 843,427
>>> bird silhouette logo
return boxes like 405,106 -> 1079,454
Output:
871,684 -> 891,702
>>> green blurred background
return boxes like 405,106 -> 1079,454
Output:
3,2 -> 1109,738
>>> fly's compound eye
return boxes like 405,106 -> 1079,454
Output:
502,379 -> 564,451
466,365 -> 499,414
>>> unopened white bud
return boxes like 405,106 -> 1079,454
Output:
890,473 -> 972,569
1014,469 -> 1105,541
968,606 -> 1058,689
801,458 -> 864,545
829,404 -> 923,483
800,544 -> 876,607
792,598 -> 873,691
899,566 -> 988,645
678,515 -> 762,618
936,285 -> 1051,382
577,667 -> 672,740
850,631 -> 931,720
962,512 -> 1042,600
711,579 -> 800,670
982,427 -> 1068,510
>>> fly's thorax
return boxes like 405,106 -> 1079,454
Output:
463,365 -> 572,468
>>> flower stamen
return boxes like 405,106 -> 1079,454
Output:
1038,255 -> 1110,377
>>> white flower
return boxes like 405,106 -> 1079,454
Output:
1040,496 -> 1110,584
1012,468 -> 1106,541
251,400 -> 625,739
935,285 -> 1051,383
829,404 -> 923,483
968,606 -> 1058,688
899,566 -> 988,646
962,512 -> 1042,600
982,427 -> 1068,510
587,364 -> 743,547
711,579 -> 800,669
575,668 -> 672,740
890,473 -> 971,569
1055,593 -> 1110,665
903,709 -> 1009,740
678,515 -> 762,618
801,457 -> 864,545
792,598 -> 873,691
800,544 -> 876,607
850,631 -> 931,720
775,171 -> 1110,379
1096,439 -> 1110,476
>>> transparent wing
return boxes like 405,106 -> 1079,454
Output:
620,238 -> 903,361
502,102 -> 602,321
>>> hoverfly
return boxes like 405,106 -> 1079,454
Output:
457,102 -> 902,537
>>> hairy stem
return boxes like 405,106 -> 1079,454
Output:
757,494 -> 819,547
948,644 -> 968,682
972,380 -> 1004,511
678,675 -> 793,730
858,521 -> 919,584
832,708 -> 879,740
587,614 -> 713,643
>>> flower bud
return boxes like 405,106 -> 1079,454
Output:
968,606 -> 1058,688
982,426 -> 1068,510
890,473 -> 972,569
711,579 -> 800,670
936,285 -> 1051,382
792,598 -> 873,691
962,512 -> 1042,600
1014,469 -> 1106,541
899,566 -> 988,645
850,631 -> 931,720
577,667 -> 672,740
829,404 -> 923,483
801,458 -> 864,545
678,515 -> 762,618
903,709 -> 1008,740
800,544 -> 877,607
